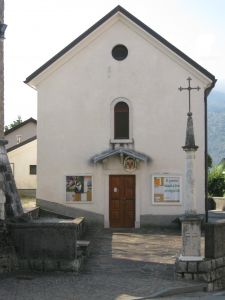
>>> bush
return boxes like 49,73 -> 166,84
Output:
208,164 -> 225,196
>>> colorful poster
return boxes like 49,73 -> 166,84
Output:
153,175 -> 181,203
66,176 -> 92,202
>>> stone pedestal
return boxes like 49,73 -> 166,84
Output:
179,214 -> 203,261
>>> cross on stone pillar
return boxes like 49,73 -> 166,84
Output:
178,77 -> 203,262
179,77 -> 200,213
178,77 -> 200,113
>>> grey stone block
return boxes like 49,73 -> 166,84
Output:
188,262 -> 198,273
214,279 -> 224,290
210,271 -> 216,281
198,260 -> 212,272
31,259 -> 43,271
175,273 -> 184,279
211,259 -> 216,269
18,259 -> 29,270
175,261 -> 187,273
198,272 -> 211,282
42,259 -> 57,271
215,257 -> 224,268
215,268 -> 225,280
183,273 -> 193,280
207,282 -> 214,292
205,223 -> 225,258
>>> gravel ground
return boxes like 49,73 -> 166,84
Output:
0,228 -> 208,300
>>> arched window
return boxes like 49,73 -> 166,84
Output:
114,102 -> 129,139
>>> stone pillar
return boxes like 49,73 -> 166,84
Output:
179,112 -> 203,261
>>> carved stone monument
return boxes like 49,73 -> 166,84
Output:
0,183 -> 5,220
178,78 -> 203,261
0,0 -> 23,219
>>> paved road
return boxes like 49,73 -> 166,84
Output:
0,228 -> 223,300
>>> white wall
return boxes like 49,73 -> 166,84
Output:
8,140 -> 37,190
34,17 -> 212,224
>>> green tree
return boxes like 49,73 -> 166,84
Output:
4,115 -> 22,131
208,164 -> 225,196
208,154 -> 213,169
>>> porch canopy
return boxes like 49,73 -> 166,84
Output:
90,148 -> 150,164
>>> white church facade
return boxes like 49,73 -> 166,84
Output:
25,6 -> 216,227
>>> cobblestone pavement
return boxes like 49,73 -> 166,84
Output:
0,228 -> 208,300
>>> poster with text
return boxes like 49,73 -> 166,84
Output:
153,175 -> 181,203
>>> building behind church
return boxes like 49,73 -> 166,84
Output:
25,6 -> 216,227
5,118 -> 37,197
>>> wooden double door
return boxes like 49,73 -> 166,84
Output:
109,175 -> 135,228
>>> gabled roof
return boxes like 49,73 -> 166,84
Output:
91,147 -> 150,164
5,118 -> 37,135
25,5 -> 216,85
7,136 -> 37,153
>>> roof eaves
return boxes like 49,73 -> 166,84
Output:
7,136 -> 37,153
5,118 -> 37,135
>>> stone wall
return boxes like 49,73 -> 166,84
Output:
0,214 -> 88,273
175,258 -> 225,291
205,222 -> 225,258
0,224 -> 17,273
8,218 -> 85,272
176,222 -> 225,291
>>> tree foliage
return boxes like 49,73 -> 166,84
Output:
208,154 -> 213,169
4,116 -> 22,131
208,164 -> 225,197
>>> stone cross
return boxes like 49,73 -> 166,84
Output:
178,77 -> 203,262
178,77 -> 200,113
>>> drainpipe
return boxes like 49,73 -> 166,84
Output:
204,79 -> 217,223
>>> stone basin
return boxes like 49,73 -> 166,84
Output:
6,208 -> 86,272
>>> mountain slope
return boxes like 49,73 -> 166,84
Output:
208,90 -> 225,164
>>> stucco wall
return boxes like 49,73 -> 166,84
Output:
34,19 -> 212,226
8,140 -> 37,190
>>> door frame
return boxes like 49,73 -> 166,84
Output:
103,170 -> 141,228
109,175 -> 135,228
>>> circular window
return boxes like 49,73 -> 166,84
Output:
112,44 -> 128,61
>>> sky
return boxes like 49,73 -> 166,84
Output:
4,0 -> 225,125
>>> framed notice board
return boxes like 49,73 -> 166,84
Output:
152,175 -> 181,204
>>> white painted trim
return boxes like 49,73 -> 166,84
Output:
110,139 -> 133,144
179,255 -> 204,261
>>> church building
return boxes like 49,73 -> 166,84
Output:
25,6 -> 216,227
